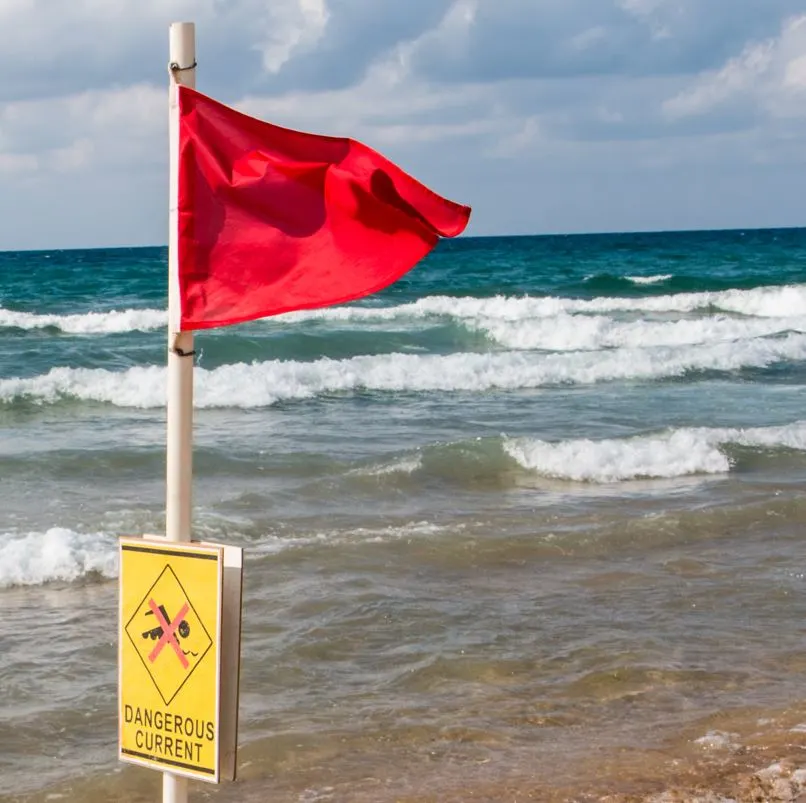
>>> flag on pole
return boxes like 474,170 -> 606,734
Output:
176,86 -> 471,330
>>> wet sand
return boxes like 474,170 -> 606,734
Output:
232,704 -> 806,802
10,701 -> 806,802
235,703 -> 806,802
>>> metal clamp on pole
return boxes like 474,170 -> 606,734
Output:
169,60 -> 198,74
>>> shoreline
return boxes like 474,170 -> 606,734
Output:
231,709 -> 806,802
9,702 -> 806,802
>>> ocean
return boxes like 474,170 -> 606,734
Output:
2,228 -> 806,802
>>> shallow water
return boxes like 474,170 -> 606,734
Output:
3,496 -> 806,800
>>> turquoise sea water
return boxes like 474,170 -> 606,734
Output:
2,228 -> 806,800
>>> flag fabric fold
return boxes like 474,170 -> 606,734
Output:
177,86 -> 471,330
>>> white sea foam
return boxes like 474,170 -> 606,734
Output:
4,334 -> 806,408
5,299 -> 801,355
0,306 -> 165,333
282,284 -> 806,324
4,284 -> 804,336
694,730 -> 740,751
473,313 -> 806,352
322,520 -> 453,545
353,520 -> 451,542
0,528 -> 118,588
626,274 -> 673,285
283,285 -> 806,352
352,455 -> 424,477
505,429 -> 730,482
504,421 -> 806,483
0,364 -> 167,406
250,520 -> 453,554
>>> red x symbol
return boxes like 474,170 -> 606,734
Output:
147,598 -> 190,669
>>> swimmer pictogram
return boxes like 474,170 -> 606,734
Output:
125,564 -> 213,705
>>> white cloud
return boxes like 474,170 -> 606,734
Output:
486,115 -> 542,158
663,41 -> 775,119
0,83 -> 163,175
239,51 -> 490,144
255,0 -> 330,73
616,0 -> 673,40
50,138 -> 94,172
663,14 -> 806,121
0,152 -> 38,175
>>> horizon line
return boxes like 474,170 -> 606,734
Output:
1,223 -> 804,254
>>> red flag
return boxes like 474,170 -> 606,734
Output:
177,86 -> 471,330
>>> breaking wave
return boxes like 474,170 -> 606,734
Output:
283,284 -> 806,322
626,274 -> 673,285
504,421 -> 806,482
4,284 -> 806,336
3,334 -> 806,408
470,313 -> 806,351
0,306 -> 165,333
0,528 -> 118,588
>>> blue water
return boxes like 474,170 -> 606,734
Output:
2,228 -> 806,801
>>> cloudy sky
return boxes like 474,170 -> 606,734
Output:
1,0 -> 805,250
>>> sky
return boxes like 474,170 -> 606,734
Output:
1,0 -> 805,250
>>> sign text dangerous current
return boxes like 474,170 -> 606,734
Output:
124,705 -> 214,763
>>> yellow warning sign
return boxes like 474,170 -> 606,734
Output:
119,538 -> 223,782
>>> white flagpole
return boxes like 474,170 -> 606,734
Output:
165,20 -> 195,803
